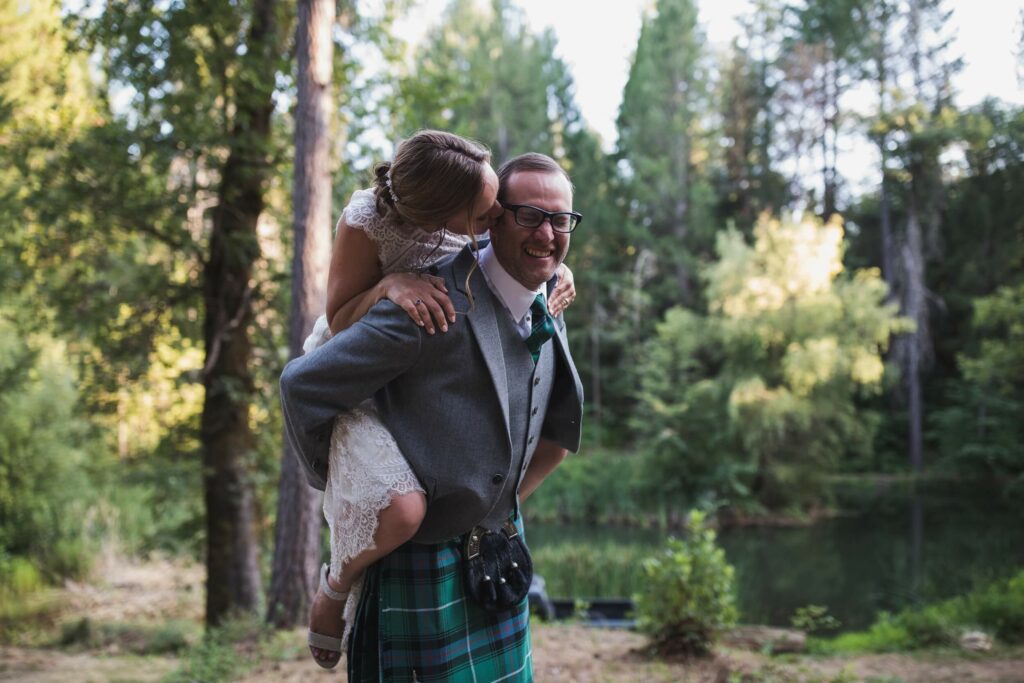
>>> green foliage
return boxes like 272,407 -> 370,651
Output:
932,281 -> 1024,485
395,0 -> 573,163
59,617 -> 198,655
0,554 -> 43,599
635,215 -> 908,511
526,448 -> 649,523
162,614 -> 275,683
0,310 -> 99,580
618,0 -> 716,311
816,570 -> 1024,653
531,542 -> 647,598
791,604 -> 841,634
634,511 -> 738,656
163,633 -> 241,683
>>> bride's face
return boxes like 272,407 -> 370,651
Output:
444,165 -> 502,236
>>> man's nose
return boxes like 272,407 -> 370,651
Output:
533,217 -> 556,237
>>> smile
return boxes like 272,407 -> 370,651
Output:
525,247 -> 554,258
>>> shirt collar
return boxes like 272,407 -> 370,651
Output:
478,243 -> 545,324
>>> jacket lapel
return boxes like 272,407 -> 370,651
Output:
452,248 -> 512,437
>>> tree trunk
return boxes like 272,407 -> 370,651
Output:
589,288 -> 602,448
876,43 -> 895,288
901,211 -> 927,473
202,0 -> 279,627
266,0 -> 334,628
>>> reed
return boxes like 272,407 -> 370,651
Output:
531,542 -> 648,598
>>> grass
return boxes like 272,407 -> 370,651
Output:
59,617 -> 199,655
811,570 -> 1024,654
531,541 -> 649,598
161,613 -> 302,683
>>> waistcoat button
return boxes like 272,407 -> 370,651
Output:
491,473 -> 504,485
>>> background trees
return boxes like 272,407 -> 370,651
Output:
1,0 -> 1022,630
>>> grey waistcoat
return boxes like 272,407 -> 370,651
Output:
478,312 -> 556,531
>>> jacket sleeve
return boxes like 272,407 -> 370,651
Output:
280,301 -> 423,489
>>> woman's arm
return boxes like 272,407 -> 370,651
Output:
326,221 -> 454,335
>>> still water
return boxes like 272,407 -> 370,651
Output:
527,483 -> 1024,631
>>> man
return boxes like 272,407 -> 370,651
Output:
280,152 -> 583,682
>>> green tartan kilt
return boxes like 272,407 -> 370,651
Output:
347,524 -> 533,683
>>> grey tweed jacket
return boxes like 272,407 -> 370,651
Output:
278,244 -> 584,542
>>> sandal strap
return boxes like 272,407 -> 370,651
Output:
320,563 -> 350,602
308,630 -> 344,651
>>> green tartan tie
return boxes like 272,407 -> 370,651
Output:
525,294 -> 555,363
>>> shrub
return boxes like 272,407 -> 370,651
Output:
966,571 -> 1024,643
0,315 -> 100,580
791,604 -> 841,634
817,570 -> 1024,654
162,615 -> 268,683
634,510 -> 738,656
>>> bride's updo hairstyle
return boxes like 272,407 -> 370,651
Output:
373,130 -> 491,231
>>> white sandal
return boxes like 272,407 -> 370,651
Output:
308,563 -> 349,669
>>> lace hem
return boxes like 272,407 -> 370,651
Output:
322,403 -> 423,583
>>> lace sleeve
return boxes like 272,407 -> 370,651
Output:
339,189 -> 379,233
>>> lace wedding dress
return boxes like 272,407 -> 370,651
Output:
303,189 -> 471,646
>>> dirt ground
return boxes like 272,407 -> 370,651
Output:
2,556 -> 1023,683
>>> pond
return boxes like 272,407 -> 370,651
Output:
526,482 -> 1024,631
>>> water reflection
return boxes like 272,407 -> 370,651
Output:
527,484 -> 1024,631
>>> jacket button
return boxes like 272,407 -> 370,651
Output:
492,473 -> 504,484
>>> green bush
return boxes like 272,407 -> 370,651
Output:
527,447 -> 649,524
162,616 -> 266,683
0,313 -> 100,580
817,570 -> 1024,654
0,554 -> 43,598
634,510 -> 738,656
965,571 -> 1024,643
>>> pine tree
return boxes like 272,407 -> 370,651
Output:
394,0 -> 571,163
617,0 -> 713,311
716,0 -> 790,232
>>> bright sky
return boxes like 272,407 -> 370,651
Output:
395,0 -> 1024,153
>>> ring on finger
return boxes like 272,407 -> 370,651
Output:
414,299 -> 422,305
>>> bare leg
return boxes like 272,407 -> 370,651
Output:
309,490 -> 426,665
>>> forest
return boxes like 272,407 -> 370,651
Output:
2,0 -> 1023,678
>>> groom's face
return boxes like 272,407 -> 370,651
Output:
491,171 -> 573,291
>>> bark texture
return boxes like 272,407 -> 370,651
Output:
201,0 -> 280,627
266,0 -> 335,628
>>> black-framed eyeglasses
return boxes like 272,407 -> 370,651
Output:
500,203 -> 582,233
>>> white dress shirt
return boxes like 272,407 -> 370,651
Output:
477,244 -> 546,340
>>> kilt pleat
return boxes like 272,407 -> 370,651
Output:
347,529 -> 532,682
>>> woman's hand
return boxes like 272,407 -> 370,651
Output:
548,263 -> 577,317
380,272 -> 455,334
